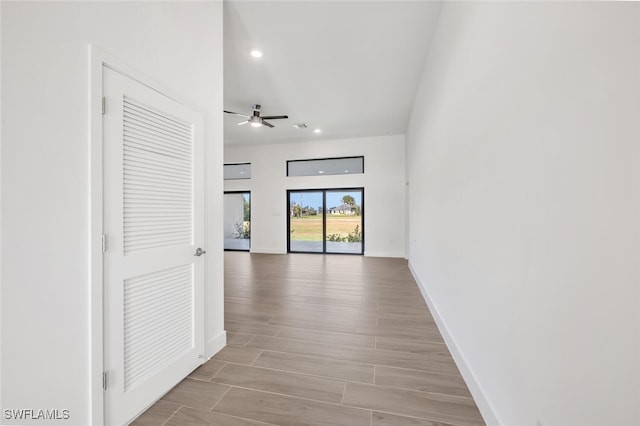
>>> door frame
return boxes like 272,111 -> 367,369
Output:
223,191 -> 251,252
286,187 -> 365,255
89,46 -> 213,426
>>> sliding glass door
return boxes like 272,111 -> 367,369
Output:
325,189 -> 363,254
288,191 -> 324,253
288,188 -> 363,255
224,191 -> 250,251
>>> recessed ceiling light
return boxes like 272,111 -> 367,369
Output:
314,129 -> 322,134
344,170 -> 349,173
318,170 -> 325,174
250,49 -> 263,58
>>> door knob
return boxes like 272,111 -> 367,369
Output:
194,248 -> 207,256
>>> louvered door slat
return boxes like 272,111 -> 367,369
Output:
123,123 -> 191,150
124,183 -> 191,196
124,219 -> 191,227
124,111 -> 192,138
123,106 -> 193,137
124,213 -> 191,220
124,279 -> 193,310
124,147 -> 190,167
123,159 -> 191,179
124,134 -> 192,158
123,96 -> 193,254
125,224 -> 192,235
124,146 -> 191,167
123,264 -> 193,391
124,239 -> 192,252
124,189 -> 190,199
124,101 -> 192,133
124,170 -> 192,186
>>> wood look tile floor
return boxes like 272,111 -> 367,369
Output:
132,253 -> 485,426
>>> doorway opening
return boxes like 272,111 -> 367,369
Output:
224,191 -> 251,251
287,188 -> 364,255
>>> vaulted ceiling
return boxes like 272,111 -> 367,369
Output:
223,1 -> 442,146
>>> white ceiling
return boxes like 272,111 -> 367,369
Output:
223,1 -> 442,146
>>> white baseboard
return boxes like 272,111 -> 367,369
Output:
245,249 -> 405,257
408,261 -> 501,426
249,247 -> 287,254
205,330 -> 226,359
364,251 -> 406,258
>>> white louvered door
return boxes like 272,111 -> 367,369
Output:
103,67 -> 205,426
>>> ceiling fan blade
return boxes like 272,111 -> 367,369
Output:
224,110 -> 250,118
262,120 -> 275,128
237,120 -> 249,126
262,115 -> 288,120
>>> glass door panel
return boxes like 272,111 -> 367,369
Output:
288,188 -> 364,255
224,192 -> 250,251
325,190 -> 363,254
288,191 -> 324,253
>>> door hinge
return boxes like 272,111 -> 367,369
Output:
101,97 -> 106,115
102,234 -> 107,253
102,372 -> 108,390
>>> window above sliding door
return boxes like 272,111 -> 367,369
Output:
287,156 -> 364,177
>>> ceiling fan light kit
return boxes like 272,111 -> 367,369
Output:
224,104 -> 288,129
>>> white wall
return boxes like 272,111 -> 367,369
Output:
1,2 -> 224,424
0,1 -> 3,411
225,135 -> 406,257
407,2 -> 640,426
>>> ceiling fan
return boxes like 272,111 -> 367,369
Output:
224,104 -> 288,128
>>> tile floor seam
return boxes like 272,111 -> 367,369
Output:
221,358 -> 368,384
241,343 -> 463,377
189,376 -> 211,382
373,364 -> 377,386
342,384 -> 483,426
243,334 -> 258,347
343,402 -> 465,426
352,380 -> 476,401
214,383 -> 373,411
204,408 -> 282,426
278,324 -> 378,339
370,408 -> 471,426
246,332 -> 445,354
209,385 -> 232,412
250,349 -> 264,366
209,361 -> 227,380
374,363 -> 460,374
159,404 -> 183,426
375,354 -> 459,372
254,347 -> 377,368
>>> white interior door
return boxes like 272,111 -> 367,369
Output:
103,67 -> 205,425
